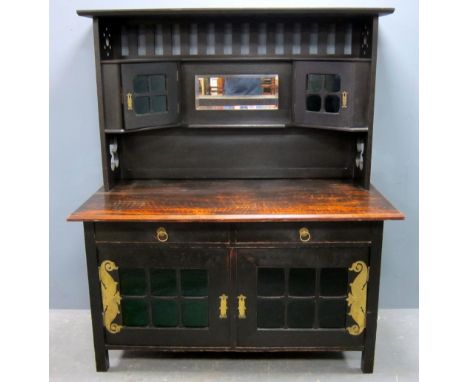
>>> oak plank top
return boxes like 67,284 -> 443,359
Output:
68,179 -> 404,223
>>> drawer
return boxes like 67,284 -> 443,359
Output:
94,222 -> 229,244
235,222 -> 373,243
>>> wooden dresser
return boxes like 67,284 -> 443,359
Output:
69,8 -> 403,373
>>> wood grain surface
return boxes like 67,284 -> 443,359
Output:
68,179 -> 404,222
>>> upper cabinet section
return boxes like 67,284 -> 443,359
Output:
82,8 -> 393,62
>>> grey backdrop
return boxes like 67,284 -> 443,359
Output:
50,0 -> 418,309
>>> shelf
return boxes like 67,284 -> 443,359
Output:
68,179 -> 404,222
104,124 -> 368,134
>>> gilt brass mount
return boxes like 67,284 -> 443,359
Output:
237,294 -> 247,319
299,227 -> 311,242
156,227 -> 169,242
341,91 -> 348,108
126,92 -> 133,111
98,260 -> 123,334
346,260 -> 369,336
219,294 -> 228,319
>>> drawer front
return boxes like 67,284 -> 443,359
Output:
235,222 -> 373,243
95,223 -> 229,244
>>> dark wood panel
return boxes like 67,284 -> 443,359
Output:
361,221 -> 383,373
95,222 -> 229,243
68,179 -> 404,222
181,62 -> 291,126
119,127 -> 355,179
235,222 -> 373,243
106,345 -> 364,351
101,64 -> 122,131
83,223 -> 109,371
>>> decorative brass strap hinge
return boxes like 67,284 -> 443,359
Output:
98,260 -> 123,334
219,294 -> 228,319
237,294 -> 247,319
346,261 -> 369,336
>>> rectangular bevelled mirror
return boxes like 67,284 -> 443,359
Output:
195,74 -> 279,110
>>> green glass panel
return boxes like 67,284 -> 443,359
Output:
257,268 -> 284,296
257,298 -> 284,328
150,75 -> 166,93
151,95 -> 167,113
181,270 -> 208,296
133,75 -> 149,93
307,74 -> 323,92
306,94 -> 321,112
134,96 -> 150,114
287,299 -> 315,328
324,95 -> 340,113
152,299 -> 179,327
324,74 -> 341,92
121,299 -> 148,327
319,299 -> 347,328
181,299 -> 209,327
150,269 -> 177,296
321,268 -> 348,296
289,268 -> 315,296
119,268 -> 146,296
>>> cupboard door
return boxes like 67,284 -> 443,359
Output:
236,247 -> 369,348
121,63 -> 179,130
293,62 -> 364,128
97,245 -> 230,347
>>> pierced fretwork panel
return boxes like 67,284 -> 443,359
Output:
99,18 -> 372,60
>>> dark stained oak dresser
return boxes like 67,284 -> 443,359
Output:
68,8 -> 404,373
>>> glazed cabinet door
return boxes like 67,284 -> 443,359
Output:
121,62 -> 179,129
97,244 -> 230,347
236,246 -> 369,348
293,61 -> 369,128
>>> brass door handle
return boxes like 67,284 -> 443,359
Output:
155,227 -> 169,242
219,294 -> 228,319
341,91 -> 348,108
127,92 -> 133,111
237,294 -> 247,319
299,227 -> 311,242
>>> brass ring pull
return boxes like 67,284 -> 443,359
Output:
155,227 -> 168,242
299,227 -> 311,242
